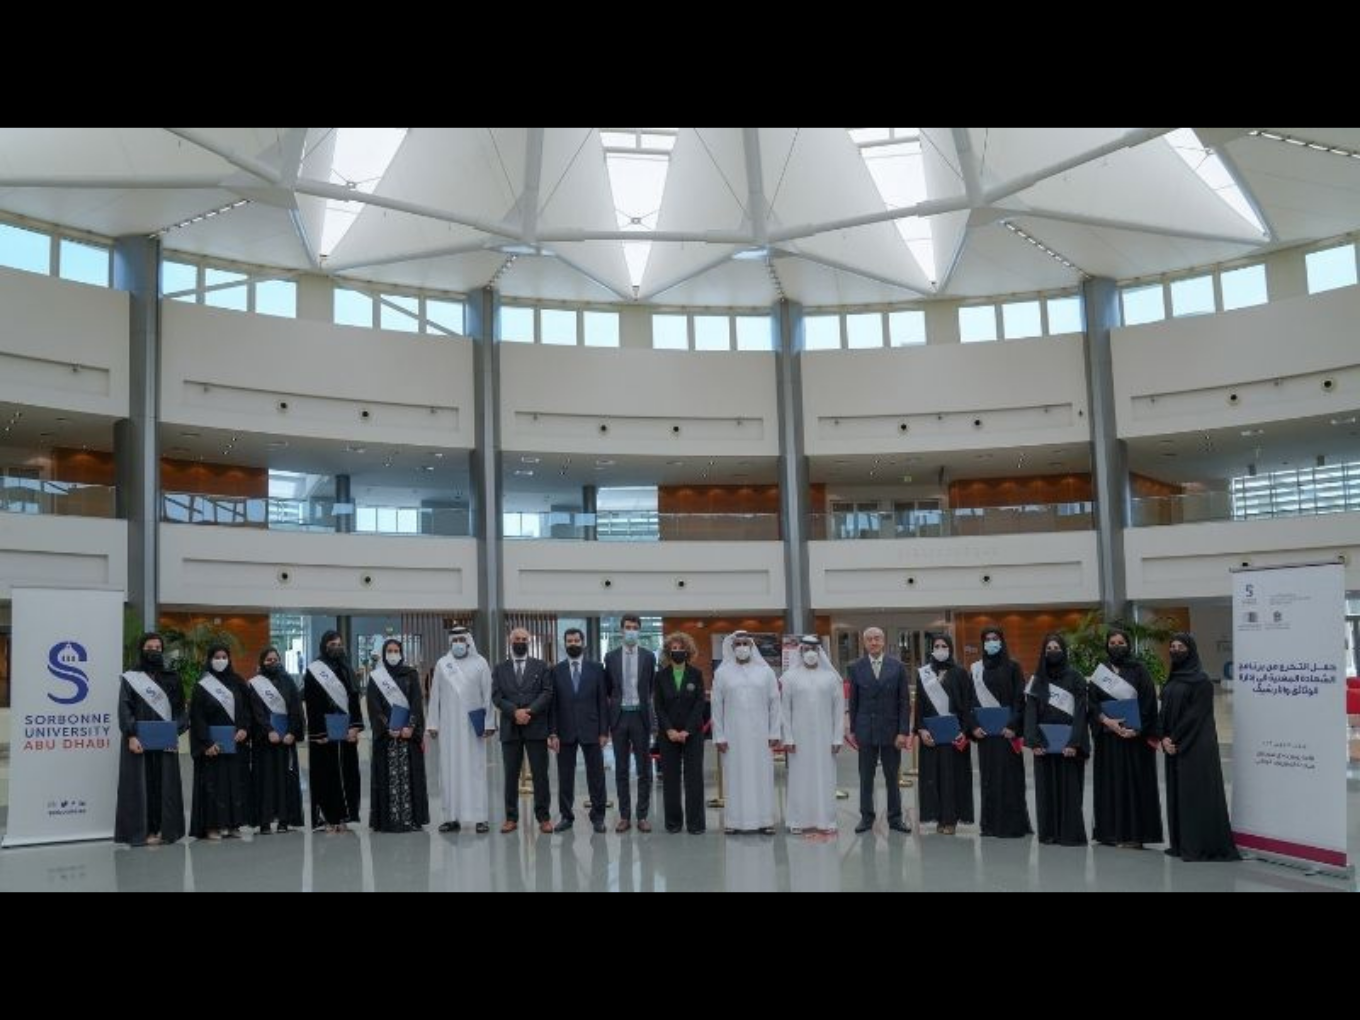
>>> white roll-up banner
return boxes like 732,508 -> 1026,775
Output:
1231,562 -> 1349,872
3,588 -> 125,847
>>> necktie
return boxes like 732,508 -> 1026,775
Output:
572,661 -> 580,693
515,660 -> 524,683
872,658 -> 881,680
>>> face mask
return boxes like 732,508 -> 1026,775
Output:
734,645 -> 752,662
932,648 -> 950,663
1108,645 -> 1129,663
512,641 -> 529,658
669,649 -> 688,664
566,645 -> 583,659
451,643 -> 469,659
1045,650 -> 1065,666
211,657 -> 229,673
325,646 -> 345,662
621,630 -> 640,647
802,649 -> 821,667
263,662 -> 282,676
142,650 -> 164,669
983,640 -> 1002,656
385,653 -> 402,667
1170,649 -> 1189,666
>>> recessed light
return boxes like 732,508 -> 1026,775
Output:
1240,428 -> 1265,437
345,445 -> 366,454
433,452 -> 445,459
423,465 -> 436,472
521,456 -> 540,464
595,459 -> 615,467
1331,417 -> 1358,426
266,441 -> 289,448
667,460 -> 685,466
180,432 -> 200,438
513,469 -> 535,477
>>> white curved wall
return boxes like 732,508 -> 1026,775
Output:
800,335 -> 1090,457
502,540 -> 785,612
160,303 -> 475,448
0,268 -> 129,418
0,515 -> 127,599
159,524 -> 477,612
1124,513 -> 1360,601
1112,286 -> 1360,438
808,531 -> 1100,610
499,346 -> 779,456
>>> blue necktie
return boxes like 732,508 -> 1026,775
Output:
572,661 -> 580,694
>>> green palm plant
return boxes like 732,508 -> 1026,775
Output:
159,622 -> 243,700
1060,610 -> 1176,688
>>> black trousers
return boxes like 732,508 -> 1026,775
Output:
612,711 -> 653,821
858,743 -> 903,824
502,738 -> 550,823
658,734 -> 705,833
557,740 -> 607,824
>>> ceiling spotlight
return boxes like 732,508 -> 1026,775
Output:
1240,428 -> 1265,437
521,456 -> 540,464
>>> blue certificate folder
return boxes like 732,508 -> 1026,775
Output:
975,706 -> 1011,736
209,725 -> 238,754
1040,723 -> 1072,752
270,712 -> 290,737
137,720 -> 178,751
387,704 -> 410,731
468,707 -> 487,737
924,713 -> 961,744
1100,698 -> 1141,732
324,713 -> 351,741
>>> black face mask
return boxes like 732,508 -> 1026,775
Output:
1045,650 -> 1065,666
1108,645 -> 1130,663
1170,650 -> 1189,666
565,645 -> 584,659
263,663 -> 283,677
142,650 -> 164,670
669,649 -> 688,664
511,642 -> 529,658
325,646 -> 345,663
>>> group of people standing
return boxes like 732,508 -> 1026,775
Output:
114,619 -> 1241,864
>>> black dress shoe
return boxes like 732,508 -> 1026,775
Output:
854,819 -> 874,834
438,821 -> 460,833
592,821 -> 607,834
889,821 -> 912,834
553,820 -> 574,833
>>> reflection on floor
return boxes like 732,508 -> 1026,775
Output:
2,747 -> 1356,892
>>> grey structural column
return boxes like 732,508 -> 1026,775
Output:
776,299 -> 813,635
1082,276 -> 1131,623
334,473 -> 353,650
468,286 -> 504,653
112,235 -> 161,633
582,484 -> 600,654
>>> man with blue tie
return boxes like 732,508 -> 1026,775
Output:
604,613 -> 657,833
548,628 -> 610,834
847,627 -> 913,834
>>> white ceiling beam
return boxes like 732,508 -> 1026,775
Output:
743,128 -> 767,244
535,228 -> 751,244
278,128 -> 309,186
765,194 -> 971,245
982,128 -> 1173,204
1210,144 -> 1277,242
324,238 -> 498,274
951,127 -> 983,206
1017,206 -> 1266,246
787,249 -> 929,298
292,177 -> 519,240
163,128 -> 281,185
522,128 -> 544,243
0,175 -> 223,189
548,250 -> 635,303
639,248 -> 743,303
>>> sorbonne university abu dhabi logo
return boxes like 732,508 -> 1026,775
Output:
46,642 -> 91,705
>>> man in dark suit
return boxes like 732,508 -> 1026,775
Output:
603,613 -> 657,833
847,626 -> 913,834
548,627 -> 609,834
491,626 -> 554,834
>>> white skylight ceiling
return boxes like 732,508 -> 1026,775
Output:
1,128 -> 1356,308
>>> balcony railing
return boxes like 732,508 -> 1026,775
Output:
161,493 -> 471,537
1,477 -> 116,518
1130,489 -> 1360,526
503,511 -> 780,541
810,502 -> 1096,540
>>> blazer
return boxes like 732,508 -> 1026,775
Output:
548,658 -> 608,745
603,645 -> 657,732
491,657 -> 553,742
846,655 -> 911,746
653,662 -> 706,736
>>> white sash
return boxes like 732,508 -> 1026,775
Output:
248,675 -> 288,714
308,660 -> 351,713
122,671 -> 172,721
918,665 -> 951,717
369,666 -> 409,710
970,662 -> 1001,709
1025,676 -> 1076,718
199,675 -> 236,721
1089,663 -> 1138,702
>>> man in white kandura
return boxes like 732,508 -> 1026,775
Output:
780,635 -> 845,835
428,627 -> 496,834
712,630 -> 781,835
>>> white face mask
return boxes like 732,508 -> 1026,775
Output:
932,648 -> 950,663
984,640 -> 1002,656
734,645 -> 753,662
211,657 -> 229,673
385,653 -> 402,667
451,643 -> 469,659
802,649 -> 821,667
